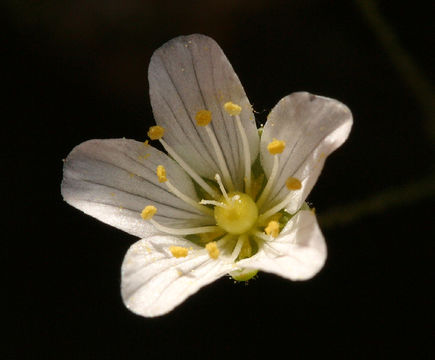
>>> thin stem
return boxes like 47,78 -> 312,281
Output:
318,173 -> 435,229
256,155 -> 279,209
258,191 -> 295,224
235,114 -> 252,194
215,174 -> 229,201
159,139 -> 218,199
150,219 -> 220,236
200,199 -> 227,208
229,234 -> 246,262
165,180 -> 214,216
355,0 -> 435,141
205,125 -> 234,191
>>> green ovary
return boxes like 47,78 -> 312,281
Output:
214,192 -> 258,235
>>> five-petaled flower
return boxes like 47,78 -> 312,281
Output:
61,34 -> 352,317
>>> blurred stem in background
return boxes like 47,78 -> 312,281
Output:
355,0 -> 435,142
319,0 -> 435,229
318,173 -> 435,229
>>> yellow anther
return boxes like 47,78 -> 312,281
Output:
267,138 -> 286,154
156,165 -> 167,183
224,102 -> 242,116
195,110 -> 212,126
147,125 -> 165,140
170,246 -> 189,258
286,177 -> 302,190
205,241 -> 220,259
143,140 -> 149,147
141,205 -> 157,220
265,220 -> 280,238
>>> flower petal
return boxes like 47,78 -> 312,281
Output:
61,138 -> 213,238
148,34 -> 259,188
260,92 -> 352,213
237,210 -> 327,280
121,235 -> 233,317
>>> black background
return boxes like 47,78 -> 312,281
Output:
6,0 -> 434,358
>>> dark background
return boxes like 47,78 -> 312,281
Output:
6,0 -> 433,358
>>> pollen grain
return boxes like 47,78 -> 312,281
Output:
195,110 -> 212,126
148,125 -> 165,140
170,246 -> 189,258
267,139 -> 286,154
141,205 -> 157,220
286,177 -> 302,190
206,241 -> 220,259
156,165 -> 167,183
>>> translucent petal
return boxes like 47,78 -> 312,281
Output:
121,235 -> 233,317
260,92 -> 352,213
149,34 -> 259,189
61,139 -> 213,238
237,210 -> 327,280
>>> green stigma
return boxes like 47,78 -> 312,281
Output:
214,192 -> 258,235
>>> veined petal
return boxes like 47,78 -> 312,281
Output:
61,139 -> 213,238
237,210 -> 326,280
121,235 -> 233,317
149,34 -> 259,189
260,92 -> 352,213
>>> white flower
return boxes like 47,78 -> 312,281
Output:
61,34 -> 352,317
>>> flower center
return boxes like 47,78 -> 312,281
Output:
214,192 -> 258,235
141,101 -> 303,271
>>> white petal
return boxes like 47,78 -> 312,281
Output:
61,139 -> 213,238
260,92 -> 352,213
121,235 -> 233,317
237,210 -> 327,281
149,34 -> 259,189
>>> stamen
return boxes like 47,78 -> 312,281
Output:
215,174 -> 229,201
158,138 -> 219,199
256,155 -> 279,209
156,165 -> 167,182
156,165 -> 214,216
166,180 -> 214,216
264,220 -> 280,238
141,205 -> 220,235
286,177 -> 302,190
204,125 -> 234,191
229,234 -> 247,262
258,176 -> 303,223
224,102 -> 242,116
147,125 -> 165,140
267,138 -> 286,154
141,205 -> 157,220
200,199 -> 227,209
257,139 -> 286,208
195,110 -> 212,126
205,241 -> 220,259
224,102 -> 251,194
170,246 -> 189,258
149,218 -> 221,236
